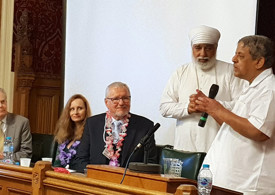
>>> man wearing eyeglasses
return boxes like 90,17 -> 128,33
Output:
72,82 -> 158,172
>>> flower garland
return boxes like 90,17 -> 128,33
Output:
104,111 -> 130,167
57,140 -> 80,166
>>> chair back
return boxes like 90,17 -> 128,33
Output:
31,133 -> 57,163
156,144 -> 174,163
160,148 -> 206,180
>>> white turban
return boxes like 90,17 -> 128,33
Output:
189,25 -> 220,45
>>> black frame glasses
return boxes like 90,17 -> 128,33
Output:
106,96 -> 131,104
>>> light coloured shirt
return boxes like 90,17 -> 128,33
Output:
203,68 -> 275,194
112,119 -> 123,144
160,60 -> 246,152
1,115 -> 7,134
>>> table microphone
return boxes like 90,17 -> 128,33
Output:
120,123 -> 161,184
198,84 -> 219,127
133,123 -> 160,152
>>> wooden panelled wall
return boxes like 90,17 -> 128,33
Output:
12,0 -> 63,135
11,0 -> 275,135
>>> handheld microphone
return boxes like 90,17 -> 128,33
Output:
133,123 -> 160,152
198,84 -> 219,127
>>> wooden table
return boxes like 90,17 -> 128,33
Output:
87,164 -> 243,195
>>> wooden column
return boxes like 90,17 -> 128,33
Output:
13,9 -> 35,118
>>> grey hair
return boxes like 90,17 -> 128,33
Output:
238,35 -> 274,69
105,82 -> 131,98
0,88 -> 7,100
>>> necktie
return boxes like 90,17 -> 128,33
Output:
0,121 -> 4,153
113,121 -> 122,144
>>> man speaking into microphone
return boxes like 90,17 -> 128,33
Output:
71,82 -> 158,172
193,35 -> 275,195
160,25 -> 247,153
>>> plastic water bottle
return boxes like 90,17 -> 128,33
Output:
9,138 -> 14,163
197,164 -> 212,195
3,137 -> 14,164
3,137 -> 11,159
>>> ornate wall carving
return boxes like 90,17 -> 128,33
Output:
12,0 -> 63,77
12,0 -> 63,134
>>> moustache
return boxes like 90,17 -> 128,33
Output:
197,57 -> 210,60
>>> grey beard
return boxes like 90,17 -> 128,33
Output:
192,56 -> 217,71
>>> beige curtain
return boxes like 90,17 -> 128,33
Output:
0,0 -> 15,111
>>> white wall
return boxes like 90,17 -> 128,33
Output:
64,0 -> 257,145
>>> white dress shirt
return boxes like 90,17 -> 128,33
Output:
203,68 -> 275,194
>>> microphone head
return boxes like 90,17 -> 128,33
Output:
154,123 -> 161,129
147,123 -> 161,137
208,84 -> 219,99
135,122 -> 161,150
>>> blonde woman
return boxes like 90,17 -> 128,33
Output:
53,94 -> 91,168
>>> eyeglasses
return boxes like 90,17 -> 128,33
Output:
106,96 -> 131,104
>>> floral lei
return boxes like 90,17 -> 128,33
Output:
104,111 -> 130,167
57,140 -> 80,166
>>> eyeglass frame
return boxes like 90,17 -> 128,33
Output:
105,96 -> 131,104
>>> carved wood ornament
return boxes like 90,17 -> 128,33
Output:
13,9 -> 35,118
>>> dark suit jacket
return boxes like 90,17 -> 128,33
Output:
71,113 -> 157,172
5,113 -> 32,161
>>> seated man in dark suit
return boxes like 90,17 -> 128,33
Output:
72,82 -> 157,172
0,88 -> 32,162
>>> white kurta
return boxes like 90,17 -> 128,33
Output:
203,68 -> 275,194
160,60 -> 246,152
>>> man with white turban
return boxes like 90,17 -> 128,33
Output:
160,25 -> 247,152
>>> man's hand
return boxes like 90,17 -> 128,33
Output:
188,90 -> 207,114
188,94 -> 198,114
195,90 -> 224,117
0,153 -> 4,160
193,89 -> 225,125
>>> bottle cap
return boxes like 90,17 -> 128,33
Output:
203,164 -> 210,168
